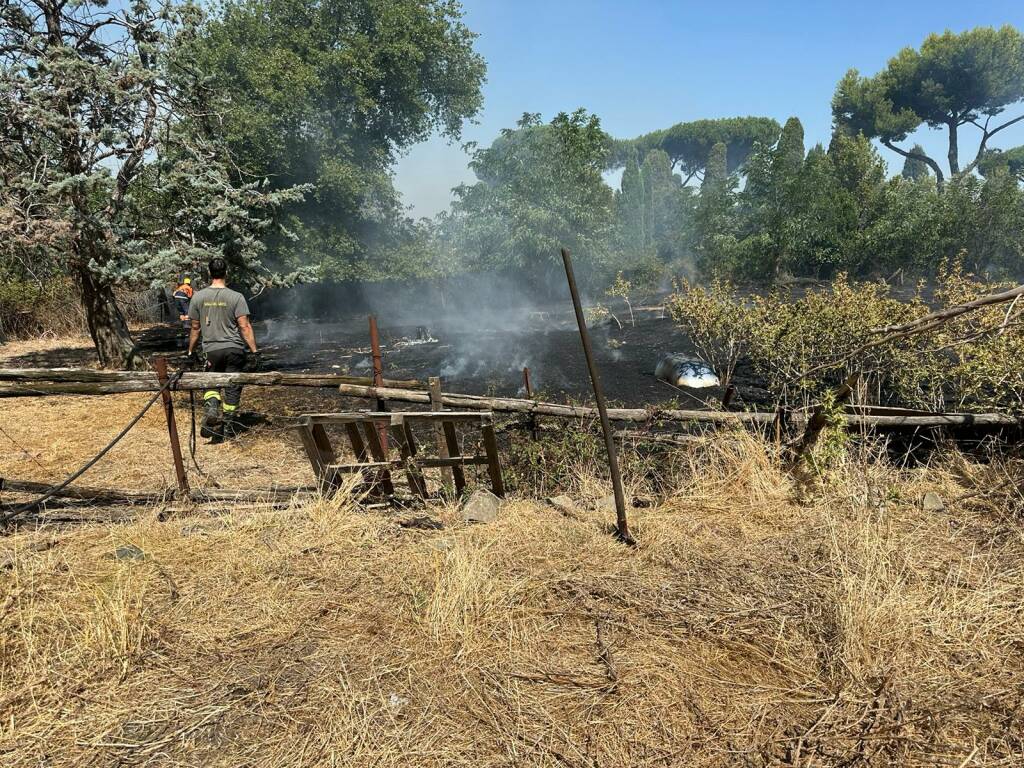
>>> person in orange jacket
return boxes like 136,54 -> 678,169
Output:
172,277 -> 193,330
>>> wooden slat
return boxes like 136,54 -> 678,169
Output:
390,424 -> 429,499
304,411 -> 491,426
360,421 -> 395,496
429,376 -> 453,487
442,420 -> 467,496
480,423 -> 505,498
327,461 -> 401,473
345,422 -> 368,462
418,456 -> 490,469
296,425 -> 327,483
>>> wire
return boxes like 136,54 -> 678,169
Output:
1,373 -> 180,524
187,390 -> 220,486
0,424 -> 46,470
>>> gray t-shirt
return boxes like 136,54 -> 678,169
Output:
188,286 -> 250,352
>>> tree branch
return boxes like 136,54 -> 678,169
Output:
788,283 -> 1024,386
883,139 -> 945,185
964,113 -> 1024,175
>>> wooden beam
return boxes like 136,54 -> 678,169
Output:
334,384 -> 1024,430
0,369 -> 423,397
428,376 -> 453,487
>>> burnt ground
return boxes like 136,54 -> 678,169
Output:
249,307 -> 772,410
0,304 -> 771,412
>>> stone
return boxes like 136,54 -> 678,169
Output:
546,495 -> 576,514
428,538 -> 454,553
460,490 -> 501,523
921,492 -> 945,512
596,494 -> 618,515
114,544 -> 147,561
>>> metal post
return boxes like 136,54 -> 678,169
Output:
428,376 -> 453,487
155,357 -> 189,498
368,315 -> 388,455
560,248 -> 633,544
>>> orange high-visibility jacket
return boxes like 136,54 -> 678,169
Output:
173,283 -> 194,299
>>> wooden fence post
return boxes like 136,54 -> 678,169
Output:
428,376 -> 453,487
154,357 -> 190,498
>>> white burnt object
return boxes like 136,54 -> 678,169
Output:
654,354 -> 720,389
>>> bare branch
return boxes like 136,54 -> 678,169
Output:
964,113 -> 1024,175
882,140 -> 945,185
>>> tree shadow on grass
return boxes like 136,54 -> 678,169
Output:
1,324 -> 188,370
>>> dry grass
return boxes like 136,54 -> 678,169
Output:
0,388 -> 314,495
2,427 -> 1023,766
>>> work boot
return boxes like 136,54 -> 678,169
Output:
200,396 -> 222,438
222,408 -> 240,438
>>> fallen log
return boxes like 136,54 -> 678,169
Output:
0,478 -> 169,504
1,478 -> 315,507
0,368 -> 422,397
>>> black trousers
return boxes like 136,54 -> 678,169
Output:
204,347 -> 246,409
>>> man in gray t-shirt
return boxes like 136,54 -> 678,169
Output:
187,258 -> 259,438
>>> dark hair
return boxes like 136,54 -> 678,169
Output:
208,257 -> 227,280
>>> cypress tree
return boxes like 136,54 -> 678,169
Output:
775,117 -> 806,178
703,142 -> 729,191
901,144 -> 931,180
617,146 -> 647,249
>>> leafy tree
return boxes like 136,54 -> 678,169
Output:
979,146 -> 1024,182
833,26 -> 1024,185
193,0 -> 486,280
443,110 -> 616,284
940,173 -> 1024,275
0,0 -> 304,367
901,144 -> 932,180
616,117 -> 781,184
862,177 -> 942,275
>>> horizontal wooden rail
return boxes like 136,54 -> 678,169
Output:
335,383 -> 1023,429
301,410 -> 492,427
0,368 -> 423,397
335,383 -> 776,425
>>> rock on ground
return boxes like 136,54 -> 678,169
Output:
460,490 -> 502,523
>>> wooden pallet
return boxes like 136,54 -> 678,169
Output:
293,411 -> 504,499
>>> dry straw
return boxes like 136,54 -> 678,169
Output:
2,413 -> 1023,765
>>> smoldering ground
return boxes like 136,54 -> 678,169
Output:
251,274 -> 770,407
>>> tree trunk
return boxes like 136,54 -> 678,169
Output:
77,266 -> 141,370
948,120 -> 960,176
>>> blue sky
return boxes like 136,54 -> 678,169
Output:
393,0 -> 1024,218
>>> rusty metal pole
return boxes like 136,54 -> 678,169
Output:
154,357 -> 190,498
560,248 -> 633,545
368,315 -> 389,454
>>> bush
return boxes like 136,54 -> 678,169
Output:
0,278 -> 87,340
667,267 -> 1024,412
